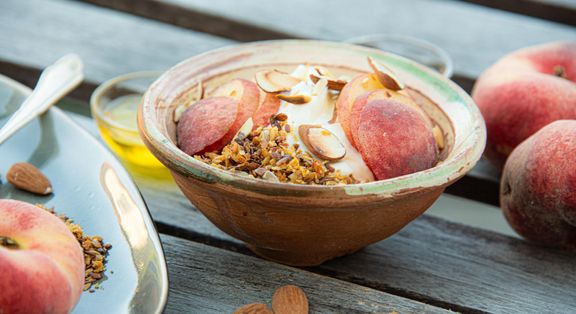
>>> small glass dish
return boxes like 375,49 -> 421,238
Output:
91,71 -> 169,178
345,34 -> 454,78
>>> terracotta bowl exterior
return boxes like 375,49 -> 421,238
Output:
138,40 -> 486,266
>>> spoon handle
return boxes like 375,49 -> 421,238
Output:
0,54 -> 84,145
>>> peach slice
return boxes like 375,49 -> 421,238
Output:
177,97 -> 240,155
309,69 -> 347,91
210,78 -> 260,144
255,70 -> 302,93
357,99 -> 438,180
348,89 -> 421,147
335,73 -> 384,141
299,125 -> 346,161
252,92 -> 281,129
367,57 -> 405,91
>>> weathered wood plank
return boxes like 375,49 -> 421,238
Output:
0,0 -> 233,86
79,0 -> 576,78
161,234 -> 453,314
459,0 -> 576,26
139,175 -> 576,313
78,0 -> 298,42
64,112 -> 576,313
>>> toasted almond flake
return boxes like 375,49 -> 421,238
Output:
262,171 -> 280,182
309,73 -> 347,91
255,70 -> 302,93
367,56 -> 405,91
299,125 -> 346,161
277,94 -> 311,105
234,118 -> 254,140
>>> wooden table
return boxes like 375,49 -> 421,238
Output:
2,1 -> 575,313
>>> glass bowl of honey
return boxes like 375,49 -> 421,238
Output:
91,71 -> 170,178
345,34 -> 453,78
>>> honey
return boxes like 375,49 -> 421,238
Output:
93,92 -> 169,178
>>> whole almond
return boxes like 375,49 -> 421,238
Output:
272,285 -> 309,314
233,303 -> 273,314
6,162 -> 53,195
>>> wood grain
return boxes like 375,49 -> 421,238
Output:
0,0 -> 233,86
130,170 -> 576,314
79,0 -> 576,78
459,0 -> 576,26
160,233 -> 452,314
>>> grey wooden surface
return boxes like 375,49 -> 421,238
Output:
2,0 -> 576,313
83,0 -> 576,78
161,234 -> 454,314
459,0 -> 576,25
136,174 -> 576,314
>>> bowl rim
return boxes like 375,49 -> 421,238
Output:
91,70 -> 163,132
139,39 -> 486,197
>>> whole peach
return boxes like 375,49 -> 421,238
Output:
500,120 -> 576,250
472,41 -> 576,169
0,200 -> 84,314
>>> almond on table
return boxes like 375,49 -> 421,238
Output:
6,162 -> 53,195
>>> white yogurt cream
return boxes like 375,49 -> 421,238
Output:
276,65 -> 375,183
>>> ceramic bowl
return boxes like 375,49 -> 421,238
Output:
138,40 -> 486,266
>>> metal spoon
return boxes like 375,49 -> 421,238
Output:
0,54 -> 84,144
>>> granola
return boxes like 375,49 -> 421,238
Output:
195,114 -> 358,185
38,204 -> 111,292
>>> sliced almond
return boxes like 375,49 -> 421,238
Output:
309,73 -> 347,91
314,66 -> 334,78
433,125 -> 445,150
262,171 -> 280,183
233,303 -> 273,314
299,125 -> 346,161
234,118 -> 254,140
174,81 -> 204,122
255,70 -> 302,93
272,285 -> 309,314
6,162 -> 52,195
367,56 -> 405,91
276,94 -> 311,105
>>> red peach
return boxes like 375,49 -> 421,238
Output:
335,73 -> 383,142
0,199 -> 84,314
349,89 -> 422,148
472,41 -> 576,169
210,79 -> 260,144
356,99 -> 438,180
176,97 -> 239,155
500,120 -> 576,250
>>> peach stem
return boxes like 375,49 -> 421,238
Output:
553,66 -> 567,79
0,236 -> 19,249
